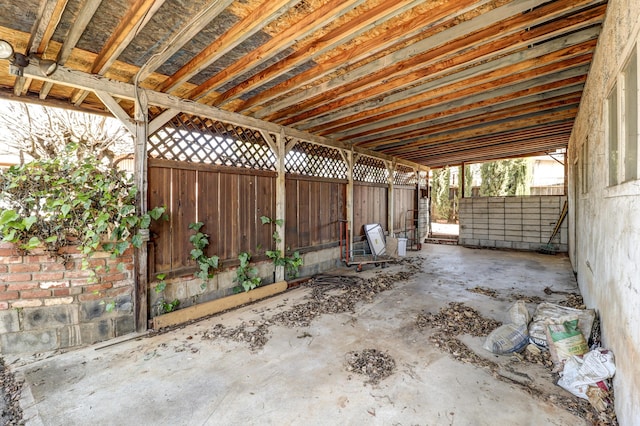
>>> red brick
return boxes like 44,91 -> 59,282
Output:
41,262 -> 67,272
25,255 -> 56,264
100,273 -> 127,283
32,272 -> 64,281
0,256 -> 23,264
68,287 -> 82,295
65,271 -> 91,279
0,273 -> 32,282
0,265 -> 7,273
52,288 -> 71,297
57,245 -> 81,255
21,289 -> 51,299
0,301 -> 8,310
84,283 -> 113,293
0,291 -> 19,301
9,263 -> 41,273
88,258 -> 106,268
0,248 -> 19,256
69,279 -> 89,287
7,283 -> 39,291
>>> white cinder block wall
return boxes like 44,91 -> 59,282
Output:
458,196 -> 568,252
567,0 -> 640,423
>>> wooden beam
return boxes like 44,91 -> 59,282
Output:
299,27 -> 600,132
148,108 -> 180,135
134,0 -> 235,83
343,66 -> 590,146
71,0 -> 163,106
30,0 -> 69,55
189,0 -> 366,102
155,0 -> 299,94
208,0 -> 423,106
238,0 -> 484,114
359,96 -> 582,150
39,0 -> 103,100
257,0 -> 590,121
94,90 -> 135,134
273,4 -> 604,125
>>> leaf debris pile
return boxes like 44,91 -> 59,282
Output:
467,286 -> 498,298
203,257 -> 423,350
416,302 -> 501,337
0,357 -> 23,426
345,349 -> 396,385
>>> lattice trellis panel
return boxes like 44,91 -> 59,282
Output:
148,113 -> 276,171
285,141 -> 347,180
353,155 -> 388,184
394,164 -> 417,185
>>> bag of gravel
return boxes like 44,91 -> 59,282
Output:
528,302 -> 595,348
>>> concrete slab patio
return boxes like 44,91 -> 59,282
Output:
11,244 -> 594,425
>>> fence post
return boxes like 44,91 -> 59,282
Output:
134,90 -> 149,331
274,130 -> 286,282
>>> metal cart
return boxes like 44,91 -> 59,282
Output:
339,220 -> 394,272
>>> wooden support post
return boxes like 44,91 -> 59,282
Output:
387,161 -> 395,237
345,150 -> 355,255
461,162 -> 466,199
133,90 -> 149,332
274,130 -> 286,282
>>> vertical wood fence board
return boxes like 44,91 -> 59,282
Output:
285,178 -> 299,250
219,173 -> 240,260
173,169 -> 197,270
148,166 -> 172,273
197,171 -> 221,259
298,180 -> 311,247
238,174 -> 256,253
256,175 -> 275,254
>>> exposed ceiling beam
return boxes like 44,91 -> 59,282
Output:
206,0 -> 425,106
70,0 -> 164,106
187,0 -> 367,102
272,2 -> 605,125
236,0 -> 487,114
155,0 -> 300,94
135,0 -> 235,83
299,27 -> 601,132
39,0 -> 103,100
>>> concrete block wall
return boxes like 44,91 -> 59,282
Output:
458,195 -> 567,251
0,243 -> 135,355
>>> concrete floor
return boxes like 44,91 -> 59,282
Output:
12,244 -> 588,425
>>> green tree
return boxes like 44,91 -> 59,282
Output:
479,159 -> 531,196
431,167 -> 452,221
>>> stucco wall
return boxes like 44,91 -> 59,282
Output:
567,0 -> 640,424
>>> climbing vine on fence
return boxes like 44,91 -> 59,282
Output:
0,143 -> 166,263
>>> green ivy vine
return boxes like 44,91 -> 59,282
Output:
260,216 -> 303,279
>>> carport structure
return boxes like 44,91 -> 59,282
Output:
1,0 -> 639,424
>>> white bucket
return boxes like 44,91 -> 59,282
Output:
397,238 -> 407,257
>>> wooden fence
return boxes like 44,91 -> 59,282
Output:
148,159 -> 417,277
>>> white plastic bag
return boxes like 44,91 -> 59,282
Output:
557,348 -> 616,399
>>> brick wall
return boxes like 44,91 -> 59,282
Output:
0,243 -> 136,355
458,195 -> 568,251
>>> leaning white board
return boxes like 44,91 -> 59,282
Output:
364,223 -> 386,257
